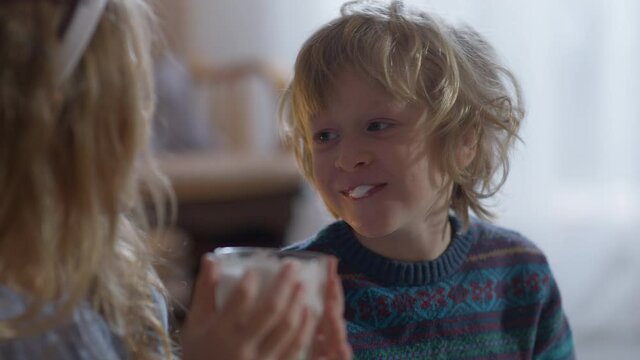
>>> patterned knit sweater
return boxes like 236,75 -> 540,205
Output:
285,216 -> 575,359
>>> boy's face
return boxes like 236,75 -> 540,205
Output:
308,69 -> 451,240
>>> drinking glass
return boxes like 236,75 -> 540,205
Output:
209,247 -> 328,358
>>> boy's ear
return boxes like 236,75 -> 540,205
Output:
457,130 -> 477,169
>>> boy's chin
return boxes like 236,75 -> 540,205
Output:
345,219 -> 394,240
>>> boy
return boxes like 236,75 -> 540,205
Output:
0,0 -> 349,359
281,1 -> 575,358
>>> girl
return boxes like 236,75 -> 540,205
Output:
0,1 -> 350,359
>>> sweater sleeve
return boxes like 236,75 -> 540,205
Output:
533,271 -> 576,360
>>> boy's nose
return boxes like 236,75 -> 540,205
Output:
335,143 -> 373,171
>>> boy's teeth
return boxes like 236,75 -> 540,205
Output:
349,185 -> 375,198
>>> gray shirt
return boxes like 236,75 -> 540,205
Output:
0,286 -> 169,359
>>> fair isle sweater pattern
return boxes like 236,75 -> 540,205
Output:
285,216 -> 575,359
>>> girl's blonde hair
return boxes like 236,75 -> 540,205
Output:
280,0 -> 524,228
0,0 -> 172,358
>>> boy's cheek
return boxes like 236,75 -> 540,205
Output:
311,161 -> 332,186
320,197 -> 341,219
314,180 -> 334,201
312,180 -> 340,216
310,160 -> 342,217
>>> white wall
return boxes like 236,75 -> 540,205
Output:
183,1 -> 640,357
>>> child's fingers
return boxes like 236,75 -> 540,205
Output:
328,257 -> 345,308
187,255 -> 219,326
324,257 -> 342,303
311,311 -> 348,360
218,269 -> 259,326
244,261 -> 297,340
327,255 -> 338,277
327,309 -> 352,360
322,290 -> 351,360
256,281 -> 307,356
279,307 -> 316,360
312,256 -> 351,360
310,330 -> 328,359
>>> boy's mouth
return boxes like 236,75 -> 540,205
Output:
341,184 -> 386,200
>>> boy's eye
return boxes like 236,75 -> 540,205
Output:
367,121 -> 391,132
313,130 -> 338,144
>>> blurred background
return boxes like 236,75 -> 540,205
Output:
151,0 -> 640,358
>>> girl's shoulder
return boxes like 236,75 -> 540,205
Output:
0,285 -> 126,360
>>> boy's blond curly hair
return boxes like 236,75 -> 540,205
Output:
280,0 -> 524,228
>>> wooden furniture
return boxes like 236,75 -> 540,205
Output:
153,151 -> 302,325
189,59 -> 288,152
170,57 -> 295,255
151,58 -> 296,320
157,151 -> 303,262
151,1 -> 300,321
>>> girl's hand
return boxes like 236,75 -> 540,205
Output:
310,257 -> 353,360
181,255 -> 316,360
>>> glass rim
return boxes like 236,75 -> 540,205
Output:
210,246 -> 329,261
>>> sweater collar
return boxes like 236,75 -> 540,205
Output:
317,215 -> 476,286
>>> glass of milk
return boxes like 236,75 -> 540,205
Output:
209,246 -> 328,317
209,247 -> 328,359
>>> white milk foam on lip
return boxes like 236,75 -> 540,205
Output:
350,185 -> 374,198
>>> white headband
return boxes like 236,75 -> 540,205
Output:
55,0 -> 108,84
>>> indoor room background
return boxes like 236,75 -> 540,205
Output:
154,1 -> 640,358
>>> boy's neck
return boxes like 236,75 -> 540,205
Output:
353,212 -> 452,262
